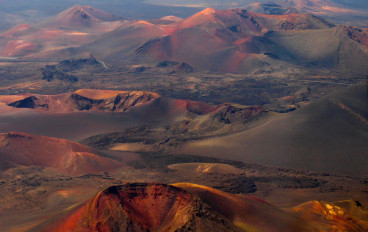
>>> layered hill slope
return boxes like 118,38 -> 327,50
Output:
183,83 -> 368,176
0,132 -> 121,174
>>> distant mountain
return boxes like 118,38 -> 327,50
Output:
1,5 -> 367,74
145,0 -> 368,26
125,8 -> 367,74
0,5 -> 126,57
90,8 -> 344,73
281,0 -> 358,14
246,2 -> 299,15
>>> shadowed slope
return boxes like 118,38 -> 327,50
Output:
183,83 -> 368,176
174,183 -> 312,232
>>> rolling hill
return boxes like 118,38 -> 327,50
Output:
0,132 -> 121,175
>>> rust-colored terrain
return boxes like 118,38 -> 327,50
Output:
0,2 -> 367,232
30,183 -> 368,232
0,132 -> 121,175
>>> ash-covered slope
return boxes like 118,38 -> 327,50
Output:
0,132 -> 121,175
184,83 -> 368,176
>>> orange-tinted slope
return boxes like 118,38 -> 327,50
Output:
173,183 -> 312,232
178,8 -> 333,32
31,183 -> 368,232
40,183 -> 244,232
131,8 -> 344,73
292,200 -> 368,231
0,132 -> 121,175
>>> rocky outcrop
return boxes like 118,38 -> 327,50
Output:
44,183 -> 244,232
213,104 -> 266,124
6,89 -> 160,113
292,200 -> 368,231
